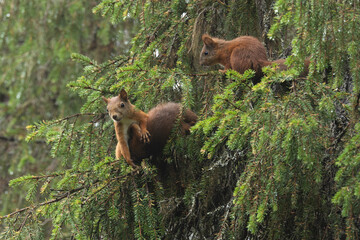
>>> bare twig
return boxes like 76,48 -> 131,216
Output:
17,212 -> 32,232
52,113 -> 97,124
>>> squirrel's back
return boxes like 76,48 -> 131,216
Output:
128,102 -> 197,163
229,36 -> 268,79
147,102 -> 183,154
230,36 -> 268,59
200,34 -> 268,83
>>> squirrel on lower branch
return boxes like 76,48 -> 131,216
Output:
128,102 -> 197,163
103,89 -> 197,168
200,34 -> 310,82
102,89 -> 150,168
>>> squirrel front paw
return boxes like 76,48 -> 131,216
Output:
219,69 -> 227,73
140,130 -> 151,143
125,158 -> 140,170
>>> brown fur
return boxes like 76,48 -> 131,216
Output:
200,34 -> 310,82
103,89 -> 150,168
263,58 -> 310,77
200,34 -> 268,81
103,92 -> 197,167
128,103 -> 198,163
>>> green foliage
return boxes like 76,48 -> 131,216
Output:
0,0 -> 131,222
333,123 -> 360,239
2,0 -> 360,239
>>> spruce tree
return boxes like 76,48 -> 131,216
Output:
1,0 -> 359,239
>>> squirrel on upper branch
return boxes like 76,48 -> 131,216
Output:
200,34 -> 310,82
103,89 -> 197,168
200,34 -> 268,82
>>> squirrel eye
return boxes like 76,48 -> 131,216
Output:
120,103 -> 125,108
204,51 -> 208,55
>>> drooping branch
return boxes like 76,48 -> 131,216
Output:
1,170 -> 133,221
0,184 -> 87,220
0,135 -> 45,144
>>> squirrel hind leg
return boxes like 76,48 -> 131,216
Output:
117,138 -> 138,168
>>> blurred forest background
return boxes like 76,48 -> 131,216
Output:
0,0 -> 359,239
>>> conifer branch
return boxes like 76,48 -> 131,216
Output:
2,171 -> 134,221
53,113 -> 97,124
82,86 -> 104,92
132,177 -> 143,238
0,136 -> 17,142
0,136 -> 45,144
224,98 -> 244,112
216,197 -> 233,239
216,0 -> 226,6
17,212 -> 32,232
0,184 -> 88,220
353,92 -> 360,120
82,173 -> 131,204
331,122 -> 350,150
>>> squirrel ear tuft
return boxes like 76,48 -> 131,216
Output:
202,34 -> 216,48
102,96 -> 109,104
119,89 -> 128,102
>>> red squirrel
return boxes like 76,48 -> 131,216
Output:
200,34 -> 268,81
128,102 -> 198,163
200,34 -> 310,81
103,90 -> 197,167
102,89 -> 150,168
